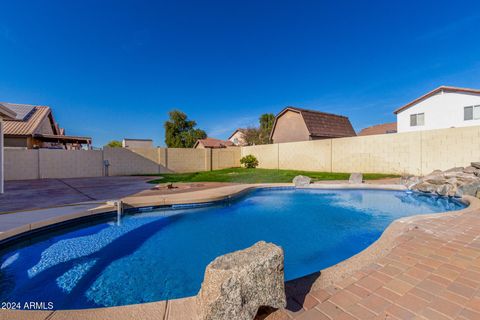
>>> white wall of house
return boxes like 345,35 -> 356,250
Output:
0,118 -> 4,193
397,91 -> 480,133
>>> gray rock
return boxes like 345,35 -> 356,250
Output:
424,174 -> 446,185
197,241 -> 286,320
453,172 -> 478,183
349,173 -> 363,184
463,166 -> 478,174
403,176 -> 420,189
426,170 -> 442,176
293,175 -> 311,187
413,182 -> 437,193
455,181 -> 480,197
444,167 -> 464,173
437,184 -> 453,197
471,162 -> 480,169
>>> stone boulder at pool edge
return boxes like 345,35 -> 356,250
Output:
293,175 -> 311,187
408,163 -> 480,198
197,241 -> 286,320
349,172 -> 363,184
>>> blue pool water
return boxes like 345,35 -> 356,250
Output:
0,188 -> 465,310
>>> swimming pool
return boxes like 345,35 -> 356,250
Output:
0,188 -> 465,310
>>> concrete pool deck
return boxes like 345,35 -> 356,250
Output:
2,182 -> 480,320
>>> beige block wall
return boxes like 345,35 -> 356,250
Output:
39,149 -> 103,179
7,125 -> 479,181
165,148 -> 208,172
279,140 -> 332,171
212,147 -> 241,170
331,131 -> 422,175
241,144 -> 279,169
4,149 -> 39,180
104,147 -> 160,176
420,126 -> 480,174
241,125 -> 480,175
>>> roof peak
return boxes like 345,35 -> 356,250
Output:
394,86 -> 480,114
283,106 -> 349,119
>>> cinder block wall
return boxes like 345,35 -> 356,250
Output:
241,125 -> 480,175
4,147 -> 241,180
6,125 -> 479,181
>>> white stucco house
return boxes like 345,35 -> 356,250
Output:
395,86 -> 480,133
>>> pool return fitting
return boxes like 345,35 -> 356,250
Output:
106,200 -> 124,225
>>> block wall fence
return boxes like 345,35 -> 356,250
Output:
241,125 -> 480,176
4,147 -> 241,180
4,125 -> 480,180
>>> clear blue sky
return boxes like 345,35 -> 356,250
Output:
1,1 -> 479,147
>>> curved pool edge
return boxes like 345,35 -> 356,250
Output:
2,183 -> 477,320
308,194 -> 480,292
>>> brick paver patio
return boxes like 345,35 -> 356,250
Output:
268,202 -> 480,320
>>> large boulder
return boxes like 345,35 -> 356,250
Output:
455,181 -> 480,197
464,166 -> 480,175
424,174 -> 446,185
414,182 -> 437,193
197,241 -> 286,320
349,173 -> 363,184
444,167 -> 464,173
437,184 -> 454,197
471,162 -> 480,169
293,175 -> 311,187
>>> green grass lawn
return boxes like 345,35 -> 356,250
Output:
146,168 -> 398,184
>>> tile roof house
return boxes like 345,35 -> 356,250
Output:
194,137 -> 234,149
270,107 -> 356,144
0,102 -> 92,149
227,128 -> 248,146
358,122 -> 397,136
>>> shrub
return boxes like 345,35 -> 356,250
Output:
240,155 -> 259,168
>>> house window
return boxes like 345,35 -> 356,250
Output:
410,113 -> 425,126
464,105 -> 480,120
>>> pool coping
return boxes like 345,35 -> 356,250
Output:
2,182 -> 479,320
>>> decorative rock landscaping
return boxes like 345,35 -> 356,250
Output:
197,241 -> 286,320
408,162 -> 480,197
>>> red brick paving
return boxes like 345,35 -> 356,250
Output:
266,203 -> 480,320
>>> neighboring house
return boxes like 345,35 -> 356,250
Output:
0,104 -> 16,194
122,138 -> 153,149
358,122 -> 397,136
270,106 -> 356,144
228,128 -> 248,146
194,137 -> 234,149
395,86 -> 480,133
1,103 -> 92,149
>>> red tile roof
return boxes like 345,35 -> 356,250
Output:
194,137 -> 234,148
394,86 -> 480,114
270,107 -> 356,140
358,122 -> 397,136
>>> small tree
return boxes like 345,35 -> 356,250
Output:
243,127 -> 261,146
240,154 -> 259,168
258,113 -> 275,144
105,140 -> 122,148
243,113 -> 275,145
164,110 -> 207,148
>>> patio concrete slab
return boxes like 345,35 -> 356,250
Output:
0,203 -> 101,232
0,176 -> 154,213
